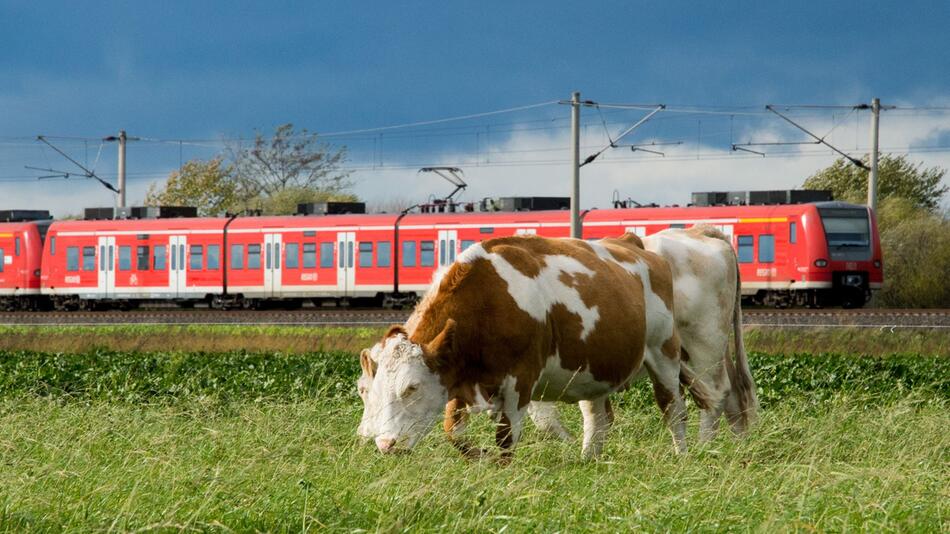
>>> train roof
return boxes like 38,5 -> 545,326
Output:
46,200 -> 870,234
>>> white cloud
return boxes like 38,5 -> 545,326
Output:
351,110 -> 950,211
7,109 -> 949,218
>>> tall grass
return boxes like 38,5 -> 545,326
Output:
0,347 -> 946,531
0,394 -> 945,531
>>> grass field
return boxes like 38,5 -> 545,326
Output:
0,331 -> 947,531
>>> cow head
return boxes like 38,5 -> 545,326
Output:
364,320 -> 456,453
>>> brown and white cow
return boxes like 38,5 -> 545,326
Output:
360,234 -> 714,458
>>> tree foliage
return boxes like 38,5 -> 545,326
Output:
802,154 -> 948,211
873,212 -> 950,308
144,157 -> 237,217
229,123 -> 352,214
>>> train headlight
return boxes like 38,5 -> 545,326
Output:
873,260 -> 881,268
814,259 -> 828,267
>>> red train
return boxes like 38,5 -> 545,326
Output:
0,193 -> 883,310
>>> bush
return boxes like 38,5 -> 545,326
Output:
874,212 -> 950,308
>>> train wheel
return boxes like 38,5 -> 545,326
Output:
840,288 -> 866,309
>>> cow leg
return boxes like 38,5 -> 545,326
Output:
643,352 -> 689,454
579,395 -> 612,459
495,407 -> 526,463
527,401 -> 573,441
443,398 -> 485,460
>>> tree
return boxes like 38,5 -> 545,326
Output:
802,154 -> 948,212
144,157 -> 238,217
229,123 -> 353,214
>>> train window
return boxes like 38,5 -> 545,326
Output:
50,236 -> 56,256
359,242 -> 373,268
247,244 -> 261,269
302,243 -> 316,268
15,237 -> 20,256
670,224 -> 686,229
461,240 -> 475,252
0,249 -> 3,271
758,235 -> 775,263
137,246 -> 149,271
80,246 -> 93,271
378,241 -> 391,268
420,241 -> 435,267
207,245 -> 220,270
737,235 -> 754,263
230,244 -> 243,269
154,245 -> 167,271
402,241 -> 416,267
118,246 -> 131,271
285,242 -> 299,269
320,243 -> 333,268
439,240 -> 446,266
479,227 -> 494,234
189,245 -> 203,270
66,247 -> 79,271
789,222 -> 797,244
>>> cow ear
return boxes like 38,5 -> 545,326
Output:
360,348 -> 377,378
424,318 -> 456,369
384,324 -> 408,340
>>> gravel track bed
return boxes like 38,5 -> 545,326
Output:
0,309 -> 947,328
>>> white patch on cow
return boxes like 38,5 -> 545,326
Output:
531,351 -> 614,403
460,244 -> 600,340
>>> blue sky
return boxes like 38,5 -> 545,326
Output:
2,1 -> 948,214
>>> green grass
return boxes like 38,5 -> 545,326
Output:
0,347 -> 947,531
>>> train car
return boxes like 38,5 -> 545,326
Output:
583,201 -> 882,308
41,216 -> 228,309
38,192 -> 882,309
0,211 -> 53,310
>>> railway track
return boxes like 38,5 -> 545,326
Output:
0,308 -> 947,328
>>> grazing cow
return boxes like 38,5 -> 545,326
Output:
357,293 -> 573,445
358,226 -> 758,453
641,226 -> 758,439
360,234 -> 714,458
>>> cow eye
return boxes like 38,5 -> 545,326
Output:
400,384 -> 418,398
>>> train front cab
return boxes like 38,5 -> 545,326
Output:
803,202 -> 882,308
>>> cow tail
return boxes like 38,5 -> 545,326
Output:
679,361 -> 716,411
730,259 -> 759,428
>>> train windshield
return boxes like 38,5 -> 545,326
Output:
818,207 -> 871,260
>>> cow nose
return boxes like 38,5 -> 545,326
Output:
376,437 -> 397,453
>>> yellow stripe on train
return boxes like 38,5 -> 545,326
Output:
738,217 -> 788,223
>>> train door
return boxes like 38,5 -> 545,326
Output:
336,231 -> 355,295
264,233 -> 282,297
168,235 -> 187,297
438,230 -> 458,267
97,236 -> 115,297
